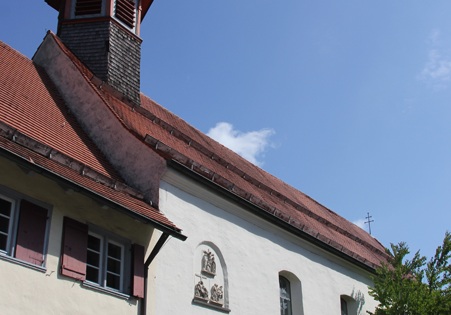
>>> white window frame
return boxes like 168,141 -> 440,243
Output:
84,227 -> 129,294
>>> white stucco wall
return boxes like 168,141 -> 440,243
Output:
152,168 -> 378,315
0,157 -> 154,315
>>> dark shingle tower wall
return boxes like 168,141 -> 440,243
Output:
59,20 -> 141,105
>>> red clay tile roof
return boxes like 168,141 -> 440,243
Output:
0,41 -> 183,236
0,41 -> 120,180
110,94 -> 390,269
30,32 -> 389,269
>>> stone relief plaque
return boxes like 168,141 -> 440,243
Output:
193,246 -> 228,311
201,249 -> 216,276
194,280 -> 209,301
210,283 -> 224,306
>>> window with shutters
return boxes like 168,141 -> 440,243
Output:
0,192 -> 50,268
86,232 -> 125,292
61,217 -> 145,298
114,0 -> 137,30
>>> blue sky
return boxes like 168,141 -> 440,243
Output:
1,1 -> 451,259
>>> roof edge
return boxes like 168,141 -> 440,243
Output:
0,140 -> 187,241
168,159 -> 380,272
0,120 -> 186,240
144,134 -> 389,265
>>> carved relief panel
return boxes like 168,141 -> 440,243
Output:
193,243 -> 228,311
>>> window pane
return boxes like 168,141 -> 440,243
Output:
0,216 -> 10,234
87,250 -> 100,267
86,265 -> 100,283
280,276 -> 292,315
0,198 -> 12,217
106,272 -> 121,290
0,198 -> 11,252
341,298 -> 348,315
107,257 -> 121,274
0,234 -> 7,251
108,242 -> 122,259
88,234 -> 101,252
86,234 -> 101,284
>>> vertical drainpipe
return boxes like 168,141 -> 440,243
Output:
140,233 -> 170,315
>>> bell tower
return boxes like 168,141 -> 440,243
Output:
45,0 -> 154,106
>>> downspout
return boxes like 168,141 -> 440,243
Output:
140,232 -> 171,315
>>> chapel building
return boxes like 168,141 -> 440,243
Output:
0,1 -> 389,314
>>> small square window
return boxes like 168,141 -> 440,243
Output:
85,230 -> 127,292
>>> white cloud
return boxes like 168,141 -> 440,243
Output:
420,49 -> 451,82
419,30 -> 451,89
428,29 -> 441,46
352,219 -> 366,230
207,122 -> 275,166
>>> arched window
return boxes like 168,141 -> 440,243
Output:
279,276 -> 292,315
341,297 -> 348,315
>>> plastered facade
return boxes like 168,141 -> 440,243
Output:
0,156 -> 156,315
151,168 -> 378,315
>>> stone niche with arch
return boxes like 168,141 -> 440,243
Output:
192,242 -> 230,313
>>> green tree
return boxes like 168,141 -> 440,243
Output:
368,232 -> 451,315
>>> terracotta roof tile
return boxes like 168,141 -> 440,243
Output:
0,41 -> 120,180
0,40 -> 183,236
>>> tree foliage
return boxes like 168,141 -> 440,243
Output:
368,232 -> 451,315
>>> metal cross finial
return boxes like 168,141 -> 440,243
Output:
365,212 -> 374,235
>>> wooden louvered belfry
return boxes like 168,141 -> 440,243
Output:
74,0 -> 103,16
114,0 -> 136,29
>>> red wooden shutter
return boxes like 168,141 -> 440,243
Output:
61,217 -> 88,280
132,243 -> 145,298
15,200 -> 48,266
